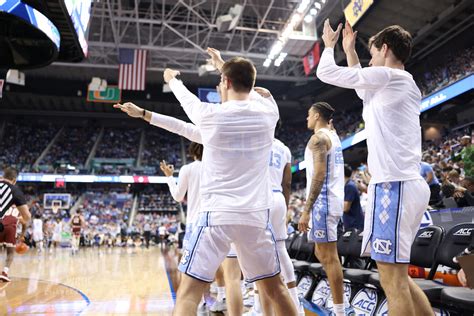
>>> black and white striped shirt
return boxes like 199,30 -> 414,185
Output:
0,181 -> 26,219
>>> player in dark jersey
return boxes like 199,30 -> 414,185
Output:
69,209 -> 85,254
0,167 -> 31,282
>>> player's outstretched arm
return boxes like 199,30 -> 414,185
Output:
165,68 -> 211,126
114,102 -> 202,143
317,19 -> 391,91
160,160 -> 188,202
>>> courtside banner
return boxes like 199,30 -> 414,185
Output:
344,0 -> 374,26
87,86 -> 121,103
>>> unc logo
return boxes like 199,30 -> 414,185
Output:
418,231 -> 434,239
314,230 -> 326,239
453,228 -> 472,237
373,238 -> 392,255
180,250 -> 190,266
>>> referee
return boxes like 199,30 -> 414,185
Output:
0,167 -> 31,282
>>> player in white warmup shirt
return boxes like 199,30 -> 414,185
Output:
164,51 -> 295,315
32,213 -> 44,252
298,102 -> 348,316
316,20 -> 432,315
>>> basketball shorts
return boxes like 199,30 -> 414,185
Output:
271,191 -> 288,241
52,233 -> 61,242
179,210 -> 280,283
0,216 -> 18,248
308,196 -> 341,243
183,223 -> 193,250
361,179 -> 430,263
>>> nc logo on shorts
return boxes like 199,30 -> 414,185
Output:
180,249 -> 190,265
418,231 -> 434,239
314,230 -> 326,239
453,228 -> 472,237
372,238 -> 392,255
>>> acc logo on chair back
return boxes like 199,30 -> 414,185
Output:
351,288 -> 378,315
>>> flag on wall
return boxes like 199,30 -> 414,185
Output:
118,49 -> 147,91
303,42 -> 321,76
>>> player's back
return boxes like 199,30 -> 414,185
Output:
305,128 -> 344,216
361,68 -> 423,184
269,139 -> 292,191
183,160 -> 202,225
199,98 -> 278,213
33,218 -> 43,231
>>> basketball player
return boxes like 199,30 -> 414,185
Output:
70,210 -> 85,254
52,218 -> 62,248
32,213 -> 44,253
0,167 -> 31,282
164,53 -> 295,315
298,102 -> 348,316
316,20 -> 432,315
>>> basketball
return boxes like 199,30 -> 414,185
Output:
15,242 -> 29,255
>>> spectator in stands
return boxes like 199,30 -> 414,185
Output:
343,165 -> 364,231
420,160 -> 441,204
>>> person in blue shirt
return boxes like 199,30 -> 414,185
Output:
343,165 -> 364,231
420,161 -> 441,204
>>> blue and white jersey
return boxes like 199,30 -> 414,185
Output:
304,128 -> 344,216
269,139 -> 292,192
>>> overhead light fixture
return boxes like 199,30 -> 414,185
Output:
274,52 -> 288,67
297,0 -> 310,13
268,41 -> 283,59
310,8 -> 317,15
263,58 -> 271,68
314,2 -> 322,9
304,15 -> 313,23
321,0 -> 326,3
291,13 -> 302,25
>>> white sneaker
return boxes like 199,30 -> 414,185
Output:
243,293 -> 254,307
209,299 -> 227,312
197,301 -> 209,316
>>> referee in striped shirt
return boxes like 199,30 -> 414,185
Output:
0,167 -> 30,282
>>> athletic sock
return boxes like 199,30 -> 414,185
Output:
334,303 -> 344,316
3,267 -> 9,274
288,287 -> 300,310
217,286 -> 226,302
253,291 -> 262,313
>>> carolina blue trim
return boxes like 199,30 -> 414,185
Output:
164,261 -> 177,303
272,189 -> 282,192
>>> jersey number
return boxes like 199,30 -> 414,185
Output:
269,151 -> 282,169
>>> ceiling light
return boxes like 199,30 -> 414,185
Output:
304,15 -> 313,23
310,8 -> 317,15
263,58 -> 271,67
314,2 -> 322,9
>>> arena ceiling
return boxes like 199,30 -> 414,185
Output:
2,0 -> 473,115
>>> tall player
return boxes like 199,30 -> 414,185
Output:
70,210 -> 85,254
0,167 -> 31,282
165,55 -> 296,314
32,213 -> 44,253
298,102 -> 348,316
316,20 -> 432,315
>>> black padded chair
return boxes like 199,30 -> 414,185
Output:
342,230 -> 374,285
368,225 -> 445,293
440,287 -> 474,315
292,232 -> 317,278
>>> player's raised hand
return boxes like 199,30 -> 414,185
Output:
254,87 -> 272,98
322,19 -> 342,49
163,68 -> 180,83
342,21 -> 358,53
207,47 -> 225,72
113,102 -> 143,118
160,160 -> 174,177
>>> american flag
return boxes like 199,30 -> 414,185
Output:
118,49 -> 147,91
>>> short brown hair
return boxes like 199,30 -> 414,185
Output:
221,57 -> 256,93
3,167 -> 18,181
188,142 -> 203,161
311,102 -> 335,122
369,25 -> 412,63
